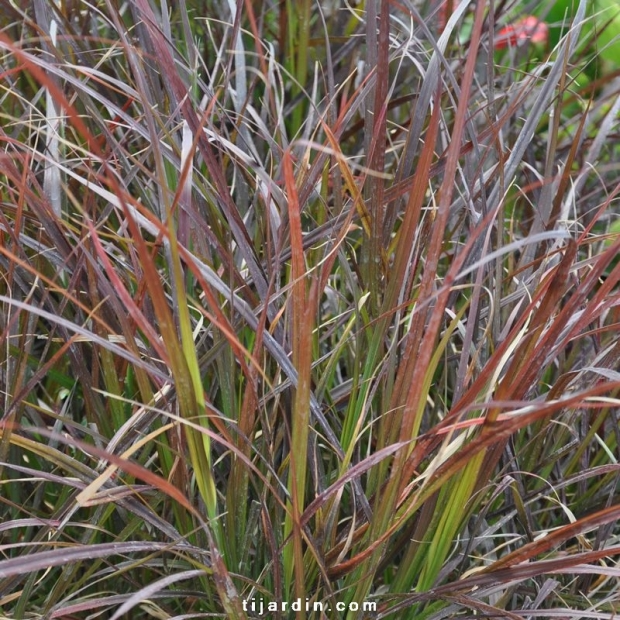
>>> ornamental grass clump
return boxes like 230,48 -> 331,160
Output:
1,0 -> 620,618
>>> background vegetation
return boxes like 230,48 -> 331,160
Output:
1,0 -> 620,618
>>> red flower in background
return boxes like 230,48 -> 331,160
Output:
437,2 -> 548,50
494,16 -> 549,49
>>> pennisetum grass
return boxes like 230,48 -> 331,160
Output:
1,0 -> 620,618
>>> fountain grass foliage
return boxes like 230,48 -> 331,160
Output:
1,0 -> 620,618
